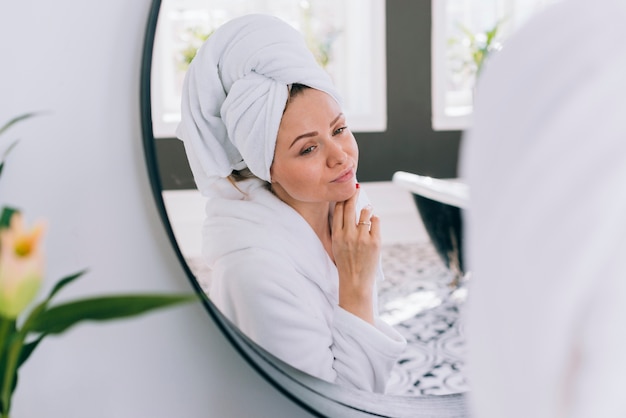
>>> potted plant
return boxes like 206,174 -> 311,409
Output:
0,114 -> 197,418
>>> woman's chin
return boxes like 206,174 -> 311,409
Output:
331,182 -> 358,202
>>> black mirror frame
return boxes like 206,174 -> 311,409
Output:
139,1 -> 468,416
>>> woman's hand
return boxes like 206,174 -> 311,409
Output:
332,187 -> 381,325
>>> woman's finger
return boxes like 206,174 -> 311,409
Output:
369,215 -> 381,242
357,204 -> 373,223
342,187 -> 359,228
333,201 -> 345,231
357,205 -> 374,231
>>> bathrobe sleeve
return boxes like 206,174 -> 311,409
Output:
209,247 -> 406,393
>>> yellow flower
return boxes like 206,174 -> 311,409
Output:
0,213 -> 45,318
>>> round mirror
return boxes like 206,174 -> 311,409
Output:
141,0 -> 468,416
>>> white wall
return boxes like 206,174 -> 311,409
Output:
0,1 -> 315,417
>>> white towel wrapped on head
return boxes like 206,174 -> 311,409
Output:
176,13 -> 341,194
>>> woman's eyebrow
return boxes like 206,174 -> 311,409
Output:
330,113 -> 343,127
290,131 -> 318,149
289,113 -> 344,149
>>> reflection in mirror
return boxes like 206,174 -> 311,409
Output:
150,0 -> 469,406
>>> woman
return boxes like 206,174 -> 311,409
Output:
177,14 -> 406,393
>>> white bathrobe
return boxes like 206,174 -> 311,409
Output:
202,178 -> 406,393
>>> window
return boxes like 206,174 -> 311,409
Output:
432,0 -> 562,131
151,0 -> 386,138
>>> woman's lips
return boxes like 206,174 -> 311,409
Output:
332,168 -> 355,183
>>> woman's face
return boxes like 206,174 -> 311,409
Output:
270,88 -> 359,209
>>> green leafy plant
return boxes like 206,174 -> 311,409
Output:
0,114 -> 197,418
449,19 -> 505,79
178,27 -> 213,71
299,3 -> 341,69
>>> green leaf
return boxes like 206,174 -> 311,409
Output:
0,112 -> 41,181
0,207 -> 19,229
17,335 -> 45,369
0,140 -> 19,178
457,23 -> 476,44
7,330 -> 48,405
486,26 -> 498,44
19,270 -> 87,336
47,270 -> 87,301
0,113 -> 38,137
25,294 -> 198,334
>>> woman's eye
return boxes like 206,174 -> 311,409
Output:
333,126 -> 347,136
300,145 -> 316,155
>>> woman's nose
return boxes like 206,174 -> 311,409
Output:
326,139 -> 347,166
